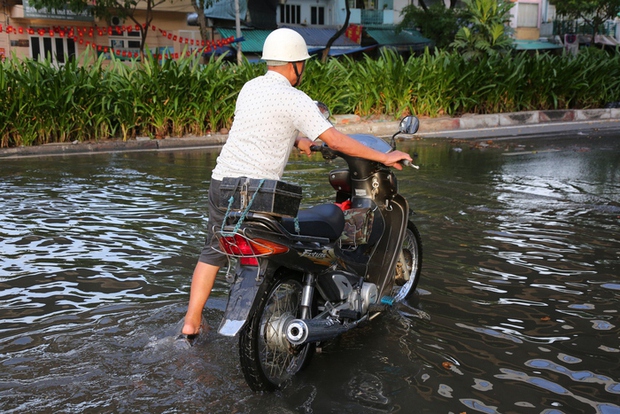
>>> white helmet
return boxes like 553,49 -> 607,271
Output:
262,28 -> 311,64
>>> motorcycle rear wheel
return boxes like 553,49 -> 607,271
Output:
238,275 -> 314,391
392,221 -> 423,302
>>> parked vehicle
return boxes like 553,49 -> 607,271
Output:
215,109 -> 423,391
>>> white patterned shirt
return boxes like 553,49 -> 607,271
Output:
211,71 -> 332,181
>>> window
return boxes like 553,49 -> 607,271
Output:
30,36 -> 76,65
311,6 -> 325,25
109,27 -> 142,52
517,3 -> 539,28
280,4 -> 301,24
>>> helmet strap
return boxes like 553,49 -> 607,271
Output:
292,61 -> 305,87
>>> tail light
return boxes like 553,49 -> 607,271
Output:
218,234 -> 288,266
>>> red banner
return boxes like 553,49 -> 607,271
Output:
345,24 -> 363,44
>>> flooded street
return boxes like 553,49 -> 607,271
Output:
1,133 -> 619,413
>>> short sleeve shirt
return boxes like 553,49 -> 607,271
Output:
211,71 -> 333,181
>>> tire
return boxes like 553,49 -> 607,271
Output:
392,221 -> 423,302
238,274 -> 314,391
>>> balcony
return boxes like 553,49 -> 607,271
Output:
349,8 -> 396,25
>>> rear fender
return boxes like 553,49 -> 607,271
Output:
218,266 -> 267,336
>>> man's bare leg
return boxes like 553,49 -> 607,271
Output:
182,261 -> 219,335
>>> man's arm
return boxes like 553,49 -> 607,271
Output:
318,127 -> 412,170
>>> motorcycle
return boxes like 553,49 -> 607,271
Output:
214,108 -> 423,391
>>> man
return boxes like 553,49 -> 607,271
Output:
180,28 -> 412,340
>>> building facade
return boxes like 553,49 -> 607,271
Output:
0,0 -> 201,64
275,0 -> 410,27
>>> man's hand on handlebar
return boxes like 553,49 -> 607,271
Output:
295,136 -> 314,156
384,150 -> 412,170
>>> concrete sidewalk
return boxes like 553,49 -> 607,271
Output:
2,107 -> 620,159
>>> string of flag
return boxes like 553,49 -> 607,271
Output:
0,23 -> 240,59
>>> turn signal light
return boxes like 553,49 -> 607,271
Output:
218,235 -> 288,257
250,238 -> 289,255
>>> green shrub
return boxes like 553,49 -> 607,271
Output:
1,48 -> 619,147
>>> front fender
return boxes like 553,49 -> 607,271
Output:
367,194 -> 409,298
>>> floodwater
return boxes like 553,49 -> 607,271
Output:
1,132 -> 619,413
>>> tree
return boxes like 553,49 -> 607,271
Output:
550,0 -> 620,45
409,0 -> 461,13
192,0 -> 213,49
450,0 -> 514,60
28,0 -> 174,54
322,0 -> 351,62
397,2 -> 463,49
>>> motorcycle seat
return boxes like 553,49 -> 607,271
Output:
282,204 -> 345,240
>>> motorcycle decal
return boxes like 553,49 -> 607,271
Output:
300,248 -> 336,264
300,249 -> 327,259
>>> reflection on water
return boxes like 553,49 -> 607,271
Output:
1,135 -> 619,413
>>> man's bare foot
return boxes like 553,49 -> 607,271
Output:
175,317 -> 208,348
181,322 -> 200,336
181,315 -> 207,336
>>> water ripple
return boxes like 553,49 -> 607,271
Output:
496,368 -> 620,413
1,138 -> 619,412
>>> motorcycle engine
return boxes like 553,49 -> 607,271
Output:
318,271 -> 378,317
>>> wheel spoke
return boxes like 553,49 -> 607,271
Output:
393,225 -> 422,302
239,275 -> 314,391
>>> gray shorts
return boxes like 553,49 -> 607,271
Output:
198,179 -> 229,267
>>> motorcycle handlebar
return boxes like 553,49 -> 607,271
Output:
401,159 -> 420,170
311,143 -> 418,169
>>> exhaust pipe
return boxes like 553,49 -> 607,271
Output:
285,317 -> 364,346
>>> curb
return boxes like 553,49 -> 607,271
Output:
335,108 -> 620,136
0,134 -> 228,159
2,108 -> 619,159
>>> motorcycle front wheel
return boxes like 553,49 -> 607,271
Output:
392,221 -> 423,302
238,274 -> 314,391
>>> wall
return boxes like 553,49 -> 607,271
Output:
510,0 -> 543,40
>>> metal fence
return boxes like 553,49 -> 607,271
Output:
553,19 -> 618,37
361,9 -> 383,25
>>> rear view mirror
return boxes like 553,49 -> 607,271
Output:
399,116 -> 419,135
315,101 -> 331,121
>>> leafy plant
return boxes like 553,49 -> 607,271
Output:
397,2 -> 464,49
1,48 -> 620,148
301,58 -> 355,115
450,0 -> 515,60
